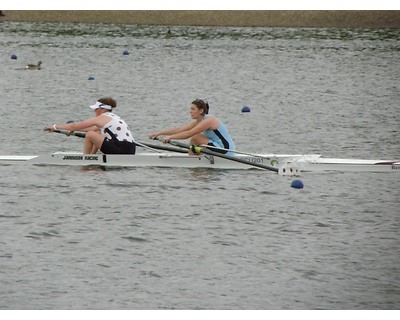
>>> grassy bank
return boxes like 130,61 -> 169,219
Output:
1,10 -> 400,28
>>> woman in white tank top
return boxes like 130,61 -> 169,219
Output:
44,97 -> 136,154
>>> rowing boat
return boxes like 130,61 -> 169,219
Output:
0,151 -> 399,173
2,130 -> 398,173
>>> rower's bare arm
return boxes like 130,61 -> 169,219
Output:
149,121 -> 196,138
169,118 -> 214,140
80,126 -> 99,132
44,117 -> 105,133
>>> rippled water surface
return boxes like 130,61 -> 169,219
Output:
0,22 -> 399,309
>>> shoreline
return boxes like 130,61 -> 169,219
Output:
1,10 -> 400,28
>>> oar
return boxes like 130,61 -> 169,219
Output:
160,139 -> 300,175
198,143 -> 273,160
54,129 -> 86,138
136,142 -> 188,154
53,129 -> 188,154
158,138 -> 278,173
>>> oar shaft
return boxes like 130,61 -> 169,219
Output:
167,140 -> 278,173
139,143 -> 187,154
54,129 -> 86,138
199,144 -> 271,159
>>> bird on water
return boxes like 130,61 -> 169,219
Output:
26,61 -> 42,70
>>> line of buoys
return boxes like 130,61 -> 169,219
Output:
87,49 -> 130,81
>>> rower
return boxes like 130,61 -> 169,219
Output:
149,99 -> 235,156
44,97 -> 136,155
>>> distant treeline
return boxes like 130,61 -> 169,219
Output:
1,10 -> 400,28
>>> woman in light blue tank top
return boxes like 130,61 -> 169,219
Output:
149,99 -> 235,155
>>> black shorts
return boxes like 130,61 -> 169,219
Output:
100,138 -> 136,154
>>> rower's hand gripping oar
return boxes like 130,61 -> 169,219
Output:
154,138 -> 300,176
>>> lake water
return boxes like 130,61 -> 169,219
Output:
0,22 -> 399,310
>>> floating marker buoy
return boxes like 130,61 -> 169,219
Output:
67,120 -> 74,124
123,50 -> 130,55
291,180 -> 304,189
88,76 -> 95,80
11,54 -> 17,60
241,106 -> 250,113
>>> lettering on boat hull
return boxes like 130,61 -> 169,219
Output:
62,155 -> 99,161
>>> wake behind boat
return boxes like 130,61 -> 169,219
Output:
0,151 -> 399,173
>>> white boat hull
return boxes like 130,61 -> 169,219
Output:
0,152 -> 399,173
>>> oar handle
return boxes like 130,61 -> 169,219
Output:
54,129 -> 86,138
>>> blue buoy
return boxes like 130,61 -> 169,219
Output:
88,76 -> 95,80
241,106 -> 250,113
11,54 -> 17,60
291,180 -> 304,189
123,50 -> 130,55
67,120 -> 74,124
